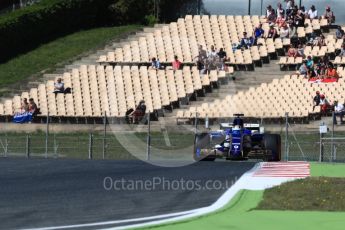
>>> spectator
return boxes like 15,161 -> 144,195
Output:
217,48 -> 227,70
313,91 -> 321,111
206,45 -> 219,70
238,32 -> 254,49
324,63 -> 339,79
207,45 -> 218,59
295,9 -> 305,27
28,98 -> 37,114
280,24 -> 290,39
334,101 -> 345,124
287,45 -> 297,57
295,61 -> 308,77
266,5 -> 274,18
266,25 -> 279,40
307,68 -> 317,80
172,55 -> 182,70
196,45 -> 207,63
316,34 -> 326,48
253,24 -> 265,42
338,44 -> 345,57
276,12 -> 287,28
267,8 -> 277,24
306,56 -> 314,68
335,26 -> 344,39
54,78 -> 64,94
320,94 -> 330,115
21,98 -> 29,112
307,5 -> 318,19
276,3 -> 285,18
322,6 -> 335,25
296,44 -> 305,58
285,0 -> 294,17
128,100 -> 146,124
151,57 -> 161,69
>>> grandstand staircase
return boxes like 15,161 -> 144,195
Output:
157,61 -> 289,125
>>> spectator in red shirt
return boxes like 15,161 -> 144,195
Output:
172,55 -> 182,70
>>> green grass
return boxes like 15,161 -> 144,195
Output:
256,177 -> 345,211
140,190 -> 345,230
0,25 -> 142,96
311,163 -> 345,177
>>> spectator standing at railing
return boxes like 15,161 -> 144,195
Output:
266,5 -> 274,18
333,101 -> 345,125
294,9 -> 305,27
307,5 -> 318,19
322,6 -> 335,25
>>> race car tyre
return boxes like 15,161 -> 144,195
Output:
193,133 -> 216,161
263,134 -> 281,161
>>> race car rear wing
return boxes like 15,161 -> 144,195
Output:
220,123 -> 265,134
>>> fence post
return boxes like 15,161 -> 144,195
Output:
194,109 -> 198,134
4,134 -> 8,158
88,133 -> 93,160
102,111 -> 107,160
331,111 -> 335,162
319,125 -> 324,162
26,134 -> 30,158
45,113 -> 49,158
284,112 -> 289,161
146,112 -> 151,161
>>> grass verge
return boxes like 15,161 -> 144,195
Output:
311,162 -> 345,177
0,25 -> 142,96
256,177 -> 345,211
141,190 -> 345,230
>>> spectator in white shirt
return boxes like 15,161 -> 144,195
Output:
280,24 -> 290,39
334,101 -> 345,124
307,5 -> 318,19
54,78 -> 65,94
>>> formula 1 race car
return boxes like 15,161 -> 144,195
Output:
194,114 -> 281,162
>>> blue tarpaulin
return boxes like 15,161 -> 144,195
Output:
13,112 -> 33,123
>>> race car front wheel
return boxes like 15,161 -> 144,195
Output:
193,133 -> 216,161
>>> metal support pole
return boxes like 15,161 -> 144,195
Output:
319,132 -> 324,162
88,133 -> 93,160
299,0 -> 302,8
4,134 -> 8,157
260,0 -> 263,16
285,112 -> 289,161
331,111 -> 335,162
102,111 -> 107,160
26,135 -> 30,158
45,113 -> 49,158
248,0 -> 252,15
53,133 -> 58,158
146,112 -> 151,161
194,109 -> 198,134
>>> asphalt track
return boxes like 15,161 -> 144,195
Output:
0,159 -> 255,230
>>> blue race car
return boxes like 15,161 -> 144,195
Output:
194,114 -> 281,161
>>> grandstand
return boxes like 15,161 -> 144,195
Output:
0,14 -> 344,125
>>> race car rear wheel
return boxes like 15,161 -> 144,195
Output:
263,134 -> 281,161
193,133 -> 216,161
